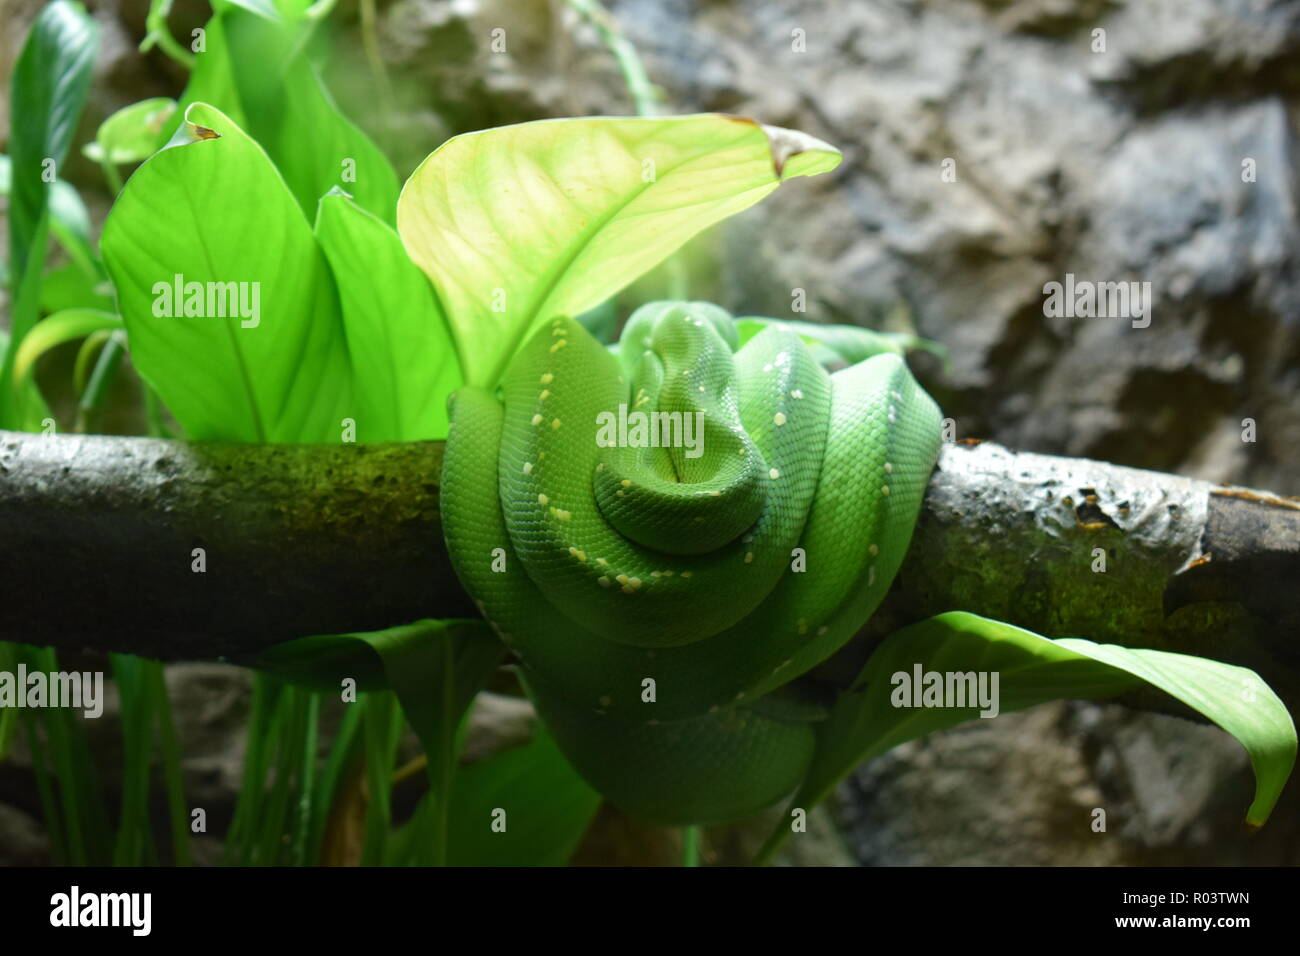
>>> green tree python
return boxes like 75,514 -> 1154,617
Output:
441,301 -> 943,824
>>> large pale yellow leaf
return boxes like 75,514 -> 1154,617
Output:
397,114 -> 840,386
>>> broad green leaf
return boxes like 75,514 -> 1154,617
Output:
101,102 -> 354,443
12,309 -> 122,397
761,612 -> 1296,861
223,8 -> 400,223
314,189 -> 461,441
83,98 -> 177,164
447,726 -> 601,866
397,114 -> 842,386
1,0 -> 99,428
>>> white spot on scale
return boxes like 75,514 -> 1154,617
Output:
522,462 -> 533,475
531,414 -> 543,426
774,412 -> 787,426
769,468 -> 780,479
868,543 -> 878,556
540,373 -> 554,384
884,462 -> 893,474
538,493 -> 549,506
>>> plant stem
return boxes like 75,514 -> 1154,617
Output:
290,691 -> 321,866
567,0 -> 658,116
140,0 -> 196,69
682,825 -> 701,867
146,661 -> 192,865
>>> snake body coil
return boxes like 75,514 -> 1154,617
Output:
441,302 -> 943,824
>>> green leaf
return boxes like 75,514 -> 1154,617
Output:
245,619 -> 505,757
100,102 -> 355,443
0,329 -> 51,428
12,309 -> 122,397
215,0 -> 283,20
446,727 -> 601,866
223,8 -> 400,223
0,154 -> 100,283
770,611 -> 1296,861
83,98 -> 178,165
2,0 -> 99,429
397,114 -> 842,386
249,619 -> 506,865
314,189 -> 461,441
158,13 -> 247,147
38,264 -> 115,314
5,0 -> 98,286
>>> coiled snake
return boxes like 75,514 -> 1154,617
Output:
441,301 -> 942,824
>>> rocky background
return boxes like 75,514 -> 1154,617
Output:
2,0 -> 1298,865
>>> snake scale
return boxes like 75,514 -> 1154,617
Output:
441,301 -> 943,824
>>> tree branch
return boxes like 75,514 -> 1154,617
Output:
2,430 -> 1297,700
